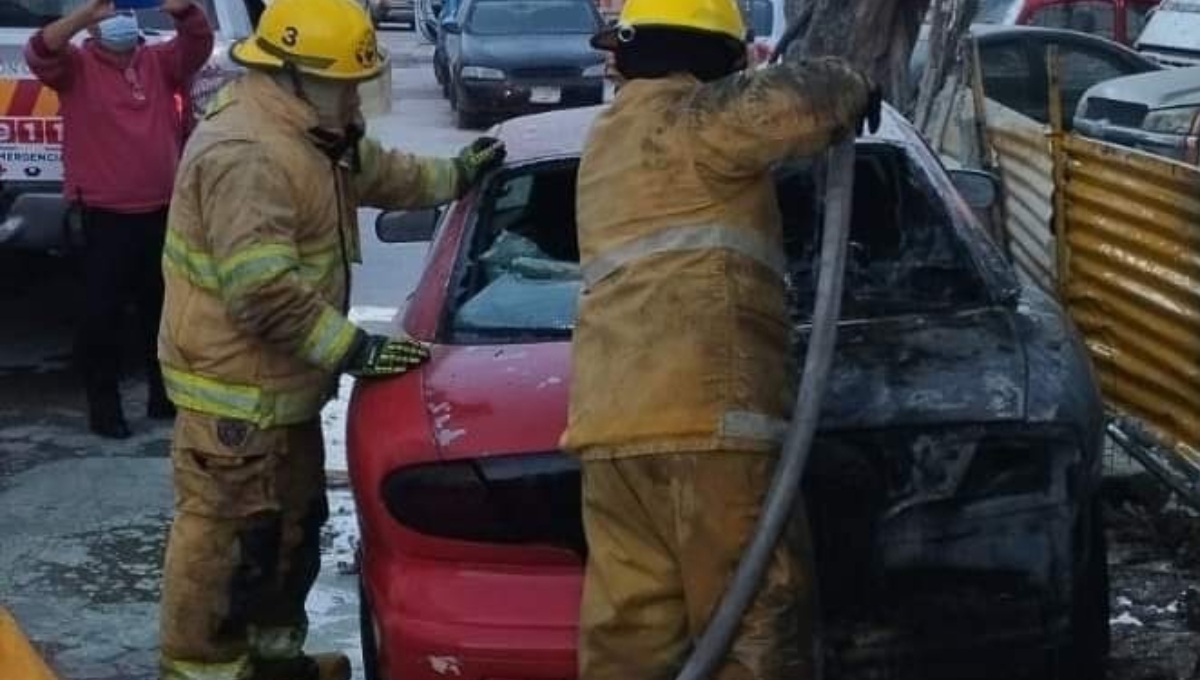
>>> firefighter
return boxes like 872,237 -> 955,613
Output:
562,0 -> 881,678
155,0 -> 505,677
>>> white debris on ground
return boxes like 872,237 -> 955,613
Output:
321,306 -> 399,474
1111,612 -> 1145,627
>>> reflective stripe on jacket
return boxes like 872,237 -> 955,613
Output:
159,72 -> 462,427
562,59 -> 869,459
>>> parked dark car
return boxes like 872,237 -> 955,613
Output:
1075,65 -> 1200,164
368,0 -> 415,28
441,0 -> 605,128
973,24 -> 1159,127
351,104 -> 1110,679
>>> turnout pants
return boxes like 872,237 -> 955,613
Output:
579,453 -> 817,680
160,409 -> 329,680
76,207 -> 169,407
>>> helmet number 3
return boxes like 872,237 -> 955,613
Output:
281,26 -> 299,48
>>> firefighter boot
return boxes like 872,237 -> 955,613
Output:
256,652 -> 351,680
85,379 -> 131,439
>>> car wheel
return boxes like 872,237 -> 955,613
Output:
1059,498 -> 1110,678
456,105 -> 483,130
359,573 -> 382,680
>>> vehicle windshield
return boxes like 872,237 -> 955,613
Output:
750,0 -> 772,38
466,0 -> 597,35
0,0 -> 220,29
446,145 -> 989,342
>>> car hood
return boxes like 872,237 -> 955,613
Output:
1081,65 -> 1200,110
1137,8 -> 1200,53
461,32 -> 602,69
414,300 -> 1101,461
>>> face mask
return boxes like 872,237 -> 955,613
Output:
97,14 -> 140,54
301,77 -> 362,131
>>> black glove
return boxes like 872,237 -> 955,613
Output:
455,136 -> 507,193
859,82 -> 883,136
343,333 -> 430,378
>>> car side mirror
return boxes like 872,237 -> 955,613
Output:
948,169 -> 1000,211
376,209 -> 440,243
442,20 -> 461,34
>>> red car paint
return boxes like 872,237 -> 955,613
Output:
1012,0 -> 1159,45
348,109 -> 599,680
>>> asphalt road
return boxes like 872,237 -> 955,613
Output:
0,28 -> 464,680
2,27 -> 1200,680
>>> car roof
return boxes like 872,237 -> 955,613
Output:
492,103 -> 914,165
972,22 -> 1138,49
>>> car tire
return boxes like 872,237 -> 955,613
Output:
359,572 -> 382,680
457,105 -> 484,130
1059,498 -> 1110,679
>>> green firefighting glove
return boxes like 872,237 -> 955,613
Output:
455,136 -> 507,194
344,332 -> 430,378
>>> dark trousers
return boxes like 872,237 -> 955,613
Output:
76,206 -> 169,413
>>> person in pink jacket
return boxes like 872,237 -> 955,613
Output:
25,0 -> 213,438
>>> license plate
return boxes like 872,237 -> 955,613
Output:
530,87 -> 561,104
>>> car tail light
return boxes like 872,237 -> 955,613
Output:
174,93 -> 183,116
381,452 -> 585,555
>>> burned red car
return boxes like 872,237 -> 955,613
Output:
347,105 -> 1108,679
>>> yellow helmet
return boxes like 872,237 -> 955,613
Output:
230,0 -> 388,81
593,0 -> 746,51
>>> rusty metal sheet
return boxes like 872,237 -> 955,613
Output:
1060,134 -> 1200,463
986,104 -> 1056,293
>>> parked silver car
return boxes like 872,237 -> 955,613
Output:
1075,66 -> 1200,165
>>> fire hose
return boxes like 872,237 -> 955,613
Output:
674,136 -> 855,680
671,12 -> 863,670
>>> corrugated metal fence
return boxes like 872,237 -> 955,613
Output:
1059,135 -> 1200,466
989,107 -> 1056,294
925,75 -> 1200,485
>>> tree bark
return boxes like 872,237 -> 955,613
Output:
781,0 -> 932,112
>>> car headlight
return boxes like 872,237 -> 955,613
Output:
1143,106 -> 1200,135
582,63 -> 606,78
461,66 -> 505,80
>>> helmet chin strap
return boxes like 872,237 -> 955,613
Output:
276,64 -> 364,168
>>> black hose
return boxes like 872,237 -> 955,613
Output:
673,138 -> 856,680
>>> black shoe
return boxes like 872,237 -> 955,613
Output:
147,396 -> 176,420
87,389 -> 131,439
89,410 -> 132,439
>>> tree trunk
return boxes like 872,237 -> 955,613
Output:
781,0 -> 932,112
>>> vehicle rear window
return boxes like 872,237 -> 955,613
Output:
779,144 -> 989,322
976,0 -> 1020,23
466,0 -> 598,35
1025,1 -> 1115,39
750,0 -> 772,38
0,0 -> 220,29
445,145 -> 989,342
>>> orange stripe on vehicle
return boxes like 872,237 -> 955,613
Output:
0,80 -> 19,115
31,87 -> 59,116
8,80 -> 42,117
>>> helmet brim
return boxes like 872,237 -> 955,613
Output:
230,37 -> 389,82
